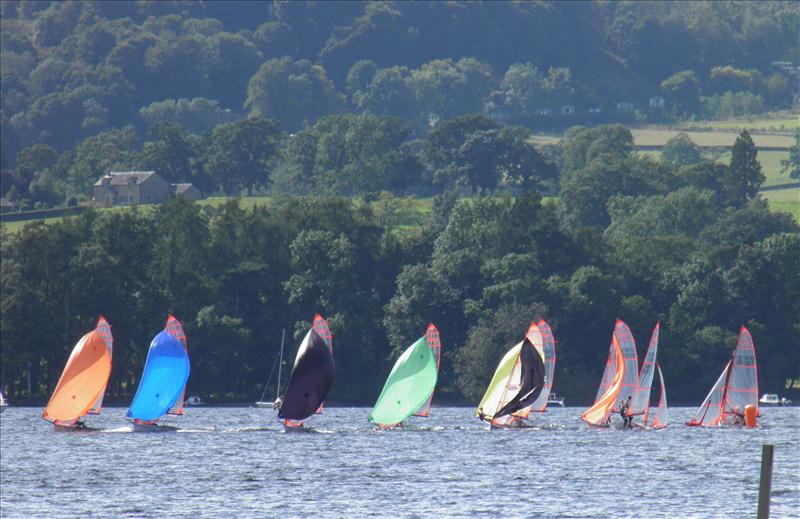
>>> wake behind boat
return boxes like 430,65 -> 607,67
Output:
43,316 -> 113,431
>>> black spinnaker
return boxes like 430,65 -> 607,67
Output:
278,329 -> 335,422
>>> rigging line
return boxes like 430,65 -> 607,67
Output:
258,329 -> 285,402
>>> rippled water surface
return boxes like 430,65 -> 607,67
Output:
1,406 -> 798,518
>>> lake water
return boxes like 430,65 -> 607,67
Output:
1,406 -> 798,518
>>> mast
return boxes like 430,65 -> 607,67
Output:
276,328 -> 285,400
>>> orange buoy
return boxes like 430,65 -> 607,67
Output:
745,404 -> 758,428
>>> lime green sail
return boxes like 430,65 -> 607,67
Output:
475,342 -> 523,421
369,337 -> 438,428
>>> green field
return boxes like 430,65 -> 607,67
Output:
630,128 -> 793,148
681,115 -> 798,132
531,127 -> 795,149
762,188 -> 800,221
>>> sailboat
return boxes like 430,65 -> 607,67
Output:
255,329 -> 286,408
276,314 -> 335,431
43,316 -> 113,430
686,326 -> 759,427
475,325 -> 546,429
581,320 -> 638,428
629,323 -> 669,429
127,315 -> 191,431
370,323 -> 441,429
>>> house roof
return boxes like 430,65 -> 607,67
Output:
0,197 -> 13,207
173,183 -> 195,194
94,171 -> 157,186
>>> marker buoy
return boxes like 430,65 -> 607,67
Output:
745,404 -> 758,428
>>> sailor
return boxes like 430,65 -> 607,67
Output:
625,396 -> 633,428
619,398 -> 630,428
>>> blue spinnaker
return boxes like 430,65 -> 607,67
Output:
127,331 -> 190,421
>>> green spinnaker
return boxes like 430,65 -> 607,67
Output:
475,342 -> 522,419
370,337 -> 438,427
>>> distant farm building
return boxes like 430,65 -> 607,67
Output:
93,171 -> 202,208
0,197 -> 13,213
649,96 -> 666,109
616,101 -> 635,112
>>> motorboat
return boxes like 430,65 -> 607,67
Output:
759,393 -> 791,406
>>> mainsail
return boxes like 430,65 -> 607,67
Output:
313,314 -> 332,414
127,316 -> 191,423
643,363 -> 668,429
686,326 -> 758,426
43,317 -> 114,426
475,337 -> 546,427
630,323 -> 660,416
593,320 -> 638,412
87,317 -> 114,415
165,315 -> 188,416
278,326 -> 335,424
581,331 -> 625,427
370,335 -> 438,428
413,323 -> 442,417
528,320 -> 556,413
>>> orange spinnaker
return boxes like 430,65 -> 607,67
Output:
43,331 -> 112,423
581,334 -> 625,426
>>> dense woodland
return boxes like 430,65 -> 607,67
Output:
2,1 -> 799,207
1,125 -> 798,405
0,1 -> 798,406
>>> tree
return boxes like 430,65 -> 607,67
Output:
138,98 -> 237,135
354,66 -> 416,119
422,114 -> 497,174
661,70 -> 700,116
662,133 -> 701,166
137,122 -> 210,192
280,113 -> 421,195
204,117 -> 283,195
244,57 -> 345,132
782,131 -> 800,180
409,58 -> 495,121
561,125 -> 633,174
725,130 -> 764,207
65,126 -> 138,198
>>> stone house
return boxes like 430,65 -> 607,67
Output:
93,171 -> 201,208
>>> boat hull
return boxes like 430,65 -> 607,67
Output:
132,422 -> 179,433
